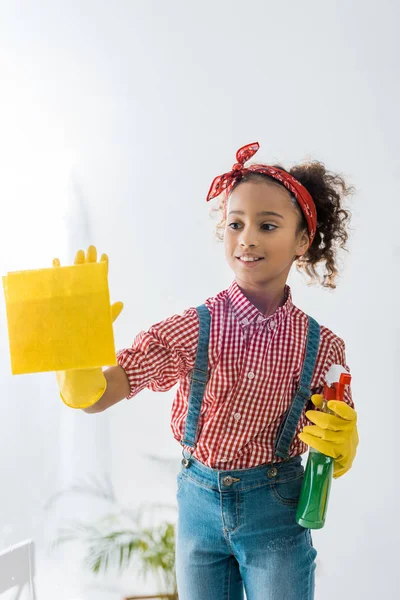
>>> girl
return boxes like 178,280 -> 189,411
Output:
55,142 -> 359,600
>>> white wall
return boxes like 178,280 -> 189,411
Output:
0,1 -> 398,598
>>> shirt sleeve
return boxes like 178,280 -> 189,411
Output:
115,307 -> 200,400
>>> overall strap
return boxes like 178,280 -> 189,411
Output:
274,315 -> 320,460
180,304 -> 211,450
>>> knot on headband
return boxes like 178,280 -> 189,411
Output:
206,141 -> 317,245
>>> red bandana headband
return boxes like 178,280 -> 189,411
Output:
206,142 -> 317,244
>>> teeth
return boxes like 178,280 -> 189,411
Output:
240,257 -> 261,262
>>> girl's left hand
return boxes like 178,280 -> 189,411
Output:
298,395 -> 359,479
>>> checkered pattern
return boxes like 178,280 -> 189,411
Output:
117,281 -> 353,469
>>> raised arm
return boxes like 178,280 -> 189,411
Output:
82,365 -> 131,413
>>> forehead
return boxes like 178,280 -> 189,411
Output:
227,180 -> 293,214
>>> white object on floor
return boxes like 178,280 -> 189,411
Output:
0,539 -> 36,600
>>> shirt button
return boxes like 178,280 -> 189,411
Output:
257,316 -> 264,323
220,457 -> 228,462
269,319 -> 276,329
242,317 -> 249,326
233,413 -> 241,422
247,371 -> 255,380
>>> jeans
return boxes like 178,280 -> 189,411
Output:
175,455 -> 317,600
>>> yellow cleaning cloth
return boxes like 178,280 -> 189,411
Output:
2,261 -> 117,374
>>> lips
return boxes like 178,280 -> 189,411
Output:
236,257 -> 264,261
236,257 -> 265,267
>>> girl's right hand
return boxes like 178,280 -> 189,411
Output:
52,245 -> 124,323
52,245 -> 124,409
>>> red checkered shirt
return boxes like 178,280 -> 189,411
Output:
116,280 -> 354,470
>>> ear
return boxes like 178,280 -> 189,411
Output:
295,229 -> 310,258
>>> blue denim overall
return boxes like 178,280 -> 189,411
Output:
175,305 -> 321,600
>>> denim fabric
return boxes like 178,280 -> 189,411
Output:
177,306 -> 320,599
176,455 -> 317,599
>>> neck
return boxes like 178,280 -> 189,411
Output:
235,278 -> 287,317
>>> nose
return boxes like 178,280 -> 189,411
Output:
237,222 -> 261,248
239,232 -> 259,248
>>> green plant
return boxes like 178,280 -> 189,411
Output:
46,473 -> 178,596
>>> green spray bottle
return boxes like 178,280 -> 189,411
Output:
296,365 -> 352,529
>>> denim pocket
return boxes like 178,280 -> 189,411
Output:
271,472 -> 304,506
176,471 -> 187,496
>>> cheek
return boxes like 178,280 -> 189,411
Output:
224,244 -> 235,262
223,231 -> 234,252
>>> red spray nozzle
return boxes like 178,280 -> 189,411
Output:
323,366 -> 352,402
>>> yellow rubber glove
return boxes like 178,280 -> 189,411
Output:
298,394 -> 359,479
53,246 -> 123,409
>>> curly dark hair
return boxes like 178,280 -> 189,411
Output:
210,161 -> 355,289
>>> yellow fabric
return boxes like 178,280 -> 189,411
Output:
56,367 -> 107,409
298,394 -> 359,479
56,299 -> 123,409
51,247 -> 123,409
3,252 -> 117,374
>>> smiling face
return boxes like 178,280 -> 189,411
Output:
224,179 -> 310,292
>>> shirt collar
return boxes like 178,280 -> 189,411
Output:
227,280 -> 293,329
